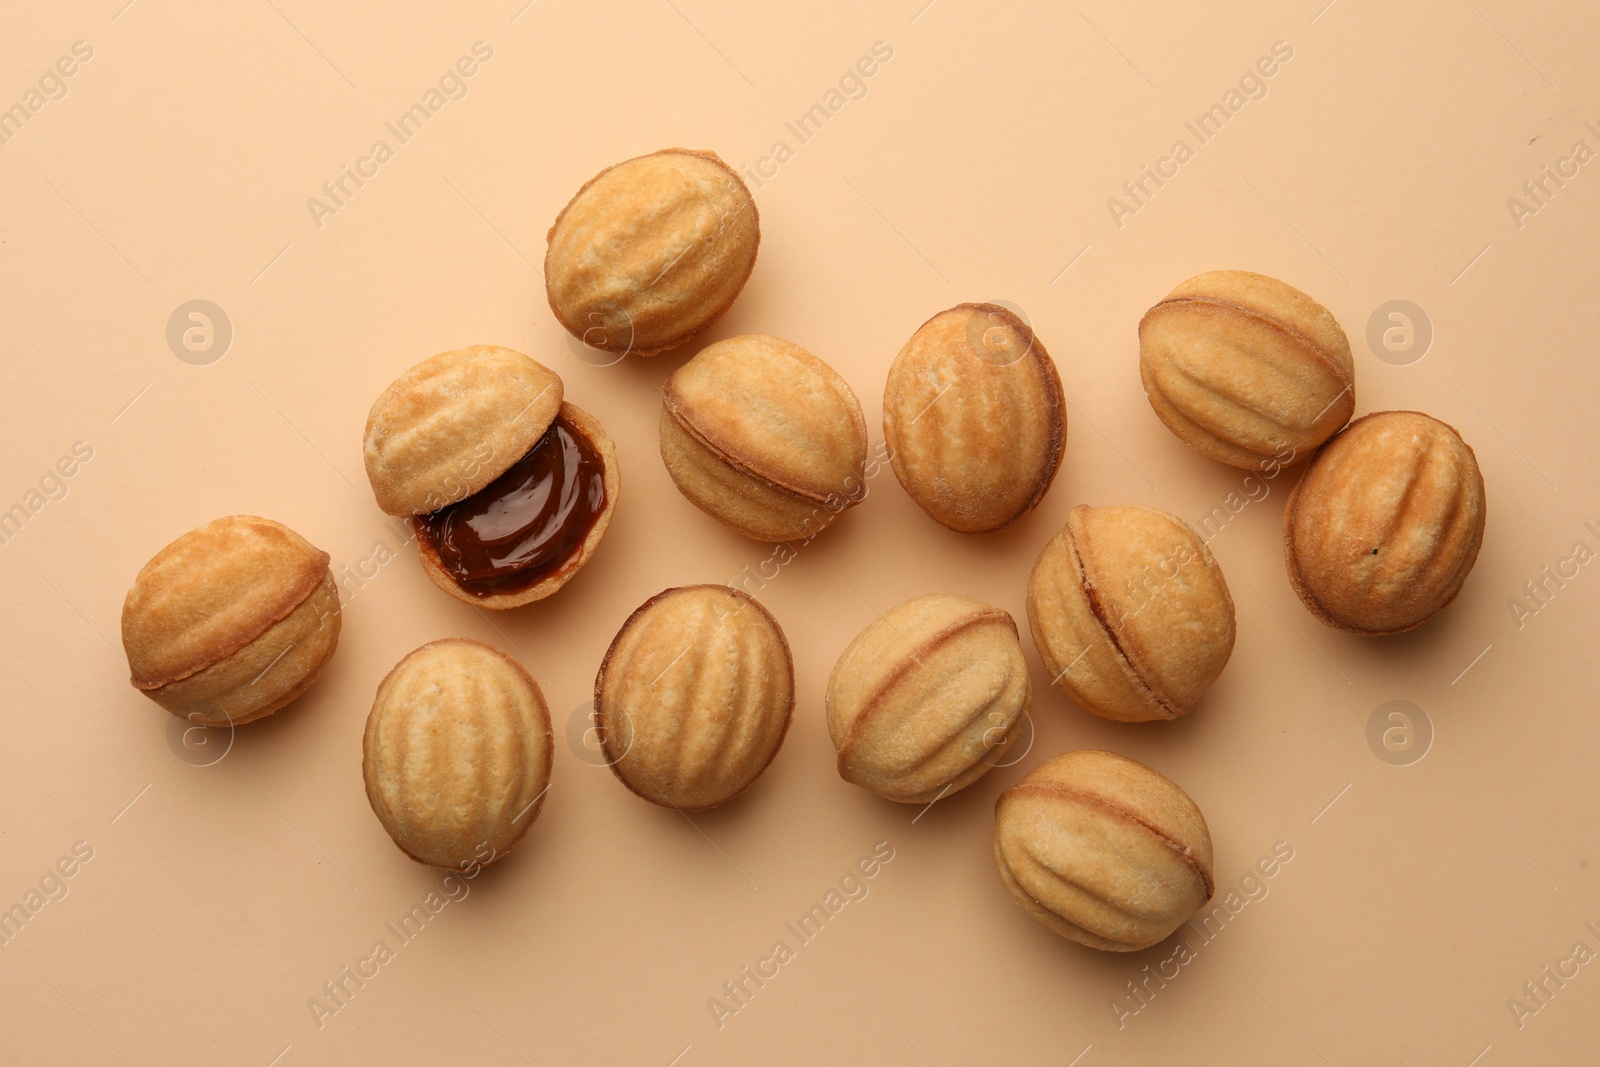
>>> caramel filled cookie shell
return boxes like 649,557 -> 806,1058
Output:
414,402 -> 619,609
363,346 -> 619,608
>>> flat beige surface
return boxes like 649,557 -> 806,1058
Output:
3,2 -> 1597,1064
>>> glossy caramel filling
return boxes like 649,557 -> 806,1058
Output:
416,416 -> 606,597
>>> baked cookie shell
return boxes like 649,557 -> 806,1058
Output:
1140,270 -> 1354,470
663,334 -> 868,500
122,514 -> 330,689
1026,505 -> 1235,722
363,345 -> 563,517
146,574 -> 341,727
363,638 -> 553,869
1284,410 -> 1486,635
661,334 -> 868,542
827,593 -> 1031,804
883,304 -> 1066,533
594,585 -> 794,811
994,749 -> 1214,952
545,148 -> 759,356
658,408 -> 829,542
414,401 -> 620,608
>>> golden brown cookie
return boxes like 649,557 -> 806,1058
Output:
594,585 -> 793,810
545,148 -> 759,357
1140,270 -> 1354,469
362,346 -> 619,608
883,304 -> 1066,532
1027,505 -> 1235,722
826,594 -> 1031,803
994,750 -> 1215,951
1285,410 -> 1486,634
121,515 -> 340,727
363,344 -> 563,517
363,638 -> 552,870
661,334 -> 868,542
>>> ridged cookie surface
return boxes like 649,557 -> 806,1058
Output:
122,515 -> 339,726
661,334 -> 868,541
364,639 -> 553,869
546,149 -> 758,356
827,593 -> 1031,803
1285,410 -> 1486,634
1140,270 -> 1353,469
363,346 -> 562,517
994,750 -> 1214,951
884,304 -> 1066,532
1027,505 -> 1235,722
595,585 -> 793,810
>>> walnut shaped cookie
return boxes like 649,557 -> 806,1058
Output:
545,148 -> 759,357
121,515 -> 340,727
364,638 -> 553,870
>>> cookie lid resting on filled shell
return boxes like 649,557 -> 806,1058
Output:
363,345 -> 564,517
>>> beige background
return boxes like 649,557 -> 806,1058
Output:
3,1 -> 1597,1064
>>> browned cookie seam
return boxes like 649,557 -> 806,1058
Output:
1141,294 -> 1352,388
834,607 -> 1015,777
1003,781 -> 1214,901
661,389 -> 856,508
1066,517 -> 1182,720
